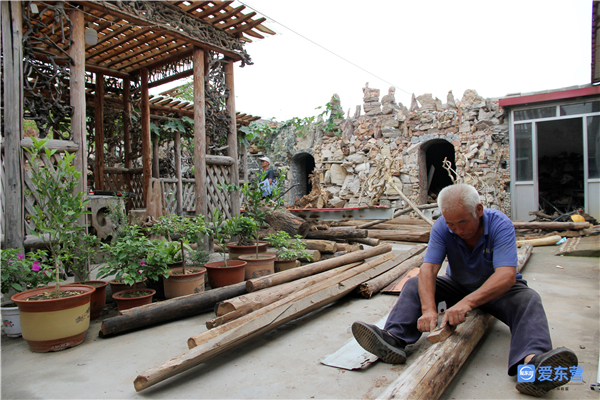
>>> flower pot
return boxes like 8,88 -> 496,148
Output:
112,288 -> 156,312
163,267 -> 207,299
73,280 -> 108,319
108,279 -> 146,297
1,302 -> 22,338
238,254 -> 276,280
11,284 -> 95,352
226,241 -> 268,261
204,260 -> 247,288
274,258 -> 299,273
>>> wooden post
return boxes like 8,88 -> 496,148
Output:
94,73 -> 104,190
2,1 -> 25,248
123,78 -> 132,192
141,68 -> 151,207
193,47 -> 207,218
225,58 -> 240,216
174,131 -> 183,215
240,132 -> 248,182
152,134 -> 160,178
69,8 -> 88,227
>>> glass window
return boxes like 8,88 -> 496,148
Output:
561,101 -> 600,116
587,116 -> 600,179
514,107 -> 556,121
515,123 -> 533,181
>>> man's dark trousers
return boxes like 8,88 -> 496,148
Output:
384,275 -> 553,375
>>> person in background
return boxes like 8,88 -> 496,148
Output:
259,156 -> 276,197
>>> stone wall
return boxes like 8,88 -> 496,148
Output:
257,86 -> 511,216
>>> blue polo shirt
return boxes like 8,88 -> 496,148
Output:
423,208 -> 520,290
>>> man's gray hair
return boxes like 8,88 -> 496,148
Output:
437,184 -> 481,217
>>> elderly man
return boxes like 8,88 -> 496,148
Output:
352,183 -> 577,397
258,156 -> 276,197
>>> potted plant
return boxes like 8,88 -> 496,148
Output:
149,215 -> 210,299
237,215 -> 276,280
204,209 -> 247,288
98,225 -> 170,311
62,232 -> 108,319
265,231 -> 313,272
1,249 -> 54,338
10,138 -> 96,352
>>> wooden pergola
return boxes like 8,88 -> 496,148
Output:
1,1 -> 274,249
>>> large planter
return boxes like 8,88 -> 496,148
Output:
238,254 -> 276,280
204,260 -> 247,288
74,280 -> 108,319
11,284 -> 95,352
274,258 -> 299,273
163,267 -> 207,299
226,241 -> 268,261
108,279 -> 146,297
1,302 -> 22,338
112,288 -> 156,312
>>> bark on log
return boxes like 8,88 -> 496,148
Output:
300,239 -> 337,253
350,238 -> 380,247
357,249 -> 426,299
378,310 -> 495,400
246,244 -> 393,292
512,221 -> 590,230
99,283 -> 246,337
306,229 -> 368,240
321,251 -> 348,260
516,235 -> 561,248
335,243 -> 362,252
132,252 -> 400,392
367,230 -> 430,242
517,244 -> 533,273
265,210 -> 311,238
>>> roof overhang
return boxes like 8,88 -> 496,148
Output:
499,85 -> 600,107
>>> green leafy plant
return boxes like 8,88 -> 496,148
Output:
0,249 -> 54,295
209,209 -> 252,267
97,225 -> 170,286
61,232 -> 102,282
25,138 -> 90,296
265,231 -> 313,261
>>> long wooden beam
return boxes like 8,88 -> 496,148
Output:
193,47 -> 207,219
225,58 -> 240,217
94,73 -> 105,190
141,68 -> 152,206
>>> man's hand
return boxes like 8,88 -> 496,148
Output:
444,299 -> 473,327
417,310 -> 438,332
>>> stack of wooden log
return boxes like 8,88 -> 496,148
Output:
132,243 -> 427,391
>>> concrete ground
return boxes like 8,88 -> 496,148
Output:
1,244 -> 598,400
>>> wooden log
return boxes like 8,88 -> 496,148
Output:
427,323 -> 456,344
378,310 -> 495,400
387,178 -> 435,226
99,282 -> 247,337
335,243 -> 362,252
141,68 -> 152,207
193,47 -> 207,223
512,221 -> 590,230
321,251 -> 348,260
246,244 -> 393,292
367,230 -> 430,242
174,130 -> 183,215
517,244 -> 533,273
516,235 -> 561,248
306,229 -> 368,240
211,262 -> 364,324
94,73 -> 104,190
356,204 -> 438,229
265,210 -> 311,238
2,1 -> 25,249
133,252 -> 400,391
301,239 -> 337,253
350,237 -> 380,247
265,248 -> 321,262
205,155 -> 234,166
357,249 -> 426,299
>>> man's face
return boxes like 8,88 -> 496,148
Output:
442,204 -> 483,241
261,160 -> 269,168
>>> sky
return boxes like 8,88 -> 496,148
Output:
152,0 -> 593,122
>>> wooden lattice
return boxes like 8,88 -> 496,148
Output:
182,179 -> 196,212
207,164 -> 233,219
129,172 -> 145,209
161,179 -> 178,215
103,172 -> 127,193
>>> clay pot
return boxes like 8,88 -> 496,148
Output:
111,288 -> 156,312
163,267 -> 207,299
204,260 -> 247,288
238,254 -> 276,280
274,258 -> 299,273
11,284 -> 96,352
1,302 -> 21,338
226,241 -> 268,261
74,280 -> 108,319
108,279 -> 146,297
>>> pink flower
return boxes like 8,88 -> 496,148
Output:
17,254 -> 24,260
138,270 -> 143,275
32,264 -> 40,272
140,260 -> 146,266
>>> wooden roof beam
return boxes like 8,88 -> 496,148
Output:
87,27 -> 150,59
91,30 -> 161,65
148,69 -> 193,89
103,36 -> 182,68
186,1 -> 232,17
231,17 -> 266,34
208,5 -> 245,25
219,11 -> 256,30
112,41 -> 189,71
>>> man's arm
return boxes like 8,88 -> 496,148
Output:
417,262 -> 442,332
443,266 -> 516,327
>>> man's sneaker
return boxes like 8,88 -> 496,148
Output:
351,321 -> 406,364
516,347 -> 578,397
